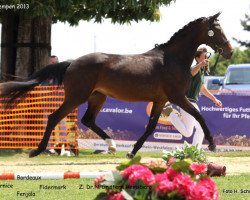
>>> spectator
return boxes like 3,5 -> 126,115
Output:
49,55 -> 59,64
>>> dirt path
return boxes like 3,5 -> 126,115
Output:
207,157 -> 250,175
1,157 -> 249,175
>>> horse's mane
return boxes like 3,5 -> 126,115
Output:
155,17 -> 206,50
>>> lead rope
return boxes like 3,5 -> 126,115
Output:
208,48 -> 223,75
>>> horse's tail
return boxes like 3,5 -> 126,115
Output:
0,61 -> 71,106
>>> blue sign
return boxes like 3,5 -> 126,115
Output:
199,95 -> 250,146
78,95 -> 250,148
78,98 -> 188,144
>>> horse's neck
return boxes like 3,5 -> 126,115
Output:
165,25 -> 205,67
164,44 -> 199,69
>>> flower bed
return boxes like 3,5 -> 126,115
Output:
94,143 -> 219,200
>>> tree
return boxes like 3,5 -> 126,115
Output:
0,0 -> 175,80
233,9 -> 250,48
209,47 -> 250,76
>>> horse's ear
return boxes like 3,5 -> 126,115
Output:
209,12 -> 221,23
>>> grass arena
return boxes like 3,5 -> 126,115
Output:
0,87 -> 249,200
0,86 -> 250,200
0,150 -> 250,200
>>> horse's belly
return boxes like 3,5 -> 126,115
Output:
95,86 -> 163,102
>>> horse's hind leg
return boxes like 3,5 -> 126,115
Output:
29,100 -> 80,157
81,91 -> 116,154
173,96 -> 216,151
127,102 -> 165,158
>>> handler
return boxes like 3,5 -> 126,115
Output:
163,47 -> 222,148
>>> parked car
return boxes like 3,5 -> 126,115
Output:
204,76 -> 223,90
212,63 -> 250,95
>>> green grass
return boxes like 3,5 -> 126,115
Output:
1,149 -> 250,199
0,149 -> 163,163
1,175 -> 249,200
214,174 -> 250,200
1,149 -> 250,163
0,178 -> 102,200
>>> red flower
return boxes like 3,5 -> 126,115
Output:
121,164 -> 147,178
95,160 -> 219,200
154,173 -> 177,194
141,171 -> 156,186
187,178 -> 218,200
154,173 -> 169,182
122,164 -> 156,186
199,178 -> 219,200
190,163 -> 207,175
155,179 -> 176,194
127,167 -> 155,186
173,174 -> 195,197
187,184 -> 210,200
94,175 -> 105,188
107,192 -> 125,200
165,167 -> 181,180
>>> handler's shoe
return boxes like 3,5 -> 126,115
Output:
108,146 -> 116,154
162,106 -> 173,118
208,143 -> 216,152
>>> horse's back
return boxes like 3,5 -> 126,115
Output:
68,51 -> 164,75
63,51 -> 168,102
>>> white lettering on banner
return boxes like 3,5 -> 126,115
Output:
101,107 -> 133,114
239,107 -> 250,112
222,112 -> 250,119
232,113 -> 240,118
201,106 -> 239,113
241,113 -> 250,119
153,132 -> 182,140
201,105 -> 250,120
223,113 -> 231,119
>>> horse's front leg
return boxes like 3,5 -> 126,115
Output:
81,92 -> 117,154
174,96 -> 216,151
127,102 -> 165,158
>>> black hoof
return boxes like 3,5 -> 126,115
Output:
208,143 -> 216,152
29,149 -> 41,158
126,152 -> 135,159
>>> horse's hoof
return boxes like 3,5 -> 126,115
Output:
126,152 -> 135,159
208,143 -> 216,152
29,149 -> 41,158
108,146 -> 116,155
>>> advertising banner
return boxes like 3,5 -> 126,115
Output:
199,95 -> 250,149
78,95 -> 250,152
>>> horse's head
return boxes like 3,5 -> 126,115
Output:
205,12 -> 233,59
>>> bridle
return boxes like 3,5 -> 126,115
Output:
214,39 -> 230,54
210,41 -> 229,73
206,24 -> 230,73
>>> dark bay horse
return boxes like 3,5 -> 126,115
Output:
0,12 -> 233,158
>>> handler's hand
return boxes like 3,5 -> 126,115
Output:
213,98 -> 222,107
200,59 -> 209,68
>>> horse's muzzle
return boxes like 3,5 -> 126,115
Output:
222,42 -> 233,59
223,49 -> 233,59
